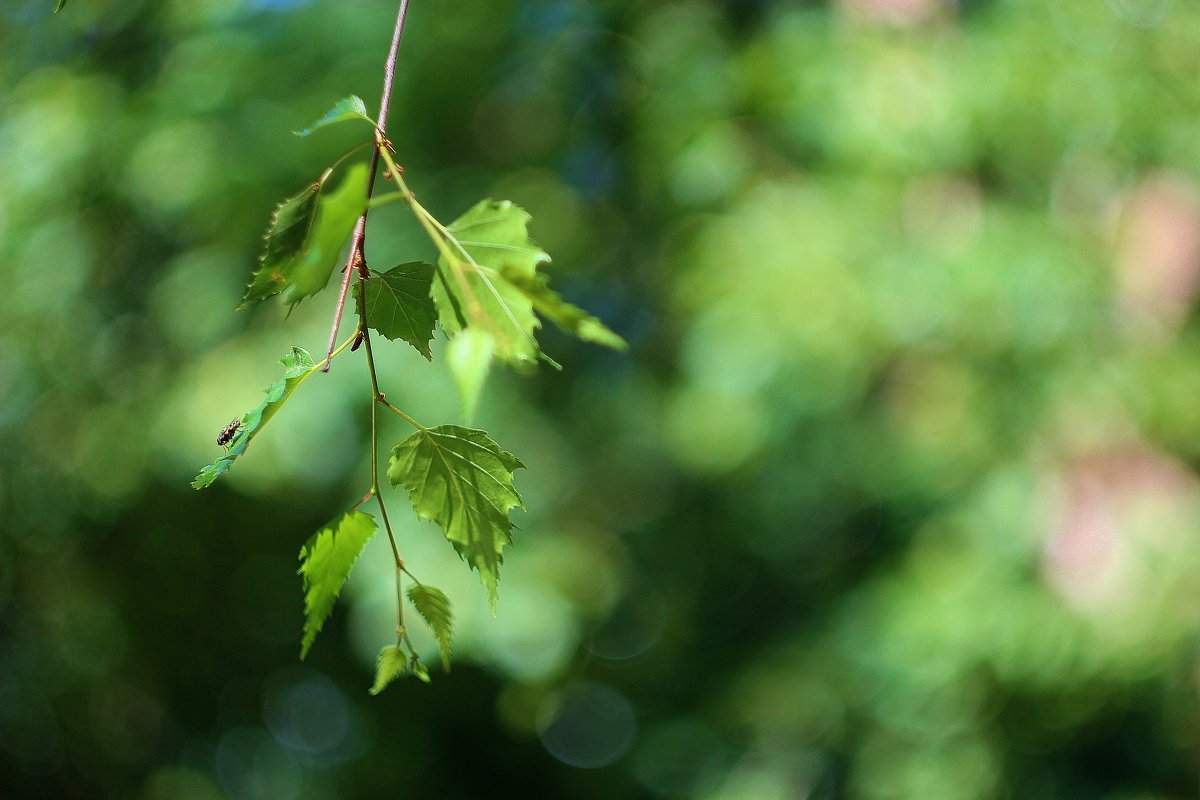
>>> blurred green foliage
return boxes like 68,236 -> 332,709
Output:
3,0 -> 1200,797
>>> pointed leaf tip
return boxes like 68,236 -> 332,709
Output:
298,510 -> 378,658
387,426 -> 524,608
191,346 -> 316,488
370,646 -> 408,694
241,181 -> 323,309
446,329 -> 494,422
240,164 -> 369,310
356,263 -> 437,359
408,584 -> 454,671
502,270 -> 627,351
431,197 -> 625,380
295,95 -> 373,137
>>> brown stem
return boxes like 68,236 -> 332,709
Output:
323,0 -> 412,372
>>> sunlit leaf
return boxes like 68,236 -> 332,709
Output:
407,584 -> 453,670
432,199 -> 622,414
295,95 -> 373,137
298,510 -> 377,659
501,269 -> 627,350
239,163 -> 369,309
387,426 -> 525,609
53,0 -> 66,12
446,329 -> 493,421
431,199 -> 545,367
286,162 -> 370,305
192,347 -> 316,489
356,262 -> 437,359
370,645 -> 408,695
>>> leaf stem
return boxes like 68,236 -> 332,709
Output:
375,146 -> 489,329
378,397 -> 426,431
323,0 -> 412,372
366,191 -> 410,209
361,321 -> 401,555
362,318 -> 406,631
328,141 -> 373,177
394,563 -> 406,638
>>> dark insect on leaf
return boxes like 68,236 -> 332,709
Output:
351,329 -> 365,352
192,347 -> 316,489
216,419 -> 242,447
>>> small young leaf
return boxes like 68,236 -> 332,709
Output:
411,659 -> 431,683
446,329 -> 493,422
431,199 -> 545,367
501,270 -> 627,351
192,347 -> 316,489
239,163 -> 369,309
387,426 -> 525,609
356,263 -> 437,359
295,95 -> 373,137
370,645 -> 408,695
407,584 -> 454,670
298,510 -> 378,659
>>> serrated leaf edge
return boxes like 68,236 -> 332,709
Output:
369,645 -> 408,695
358,263 -> 437,359
387,426 -> 525,609
191,347 -> 317,489
407,584 -> 454,671
297,510 -> 377,659
239,174 -> 329,309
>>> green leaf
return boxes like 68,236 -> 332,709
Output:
239,163 -> 369,309
298,510 -> 377,659
192,347 -> 316,489
286,162 -> 370,305
370,645 -> 408,695
387,426 -> 525,609
431,199 -> 623,415
241,180 -> 324,308
411,659 -> 431,683
446,329 -> 493,422
53,0 -> 66,12
407,584 -> 454,670
356,263 -> 437,360
501,270 -> 627,351
431,199 -> 545,367
295,95 -> 373,137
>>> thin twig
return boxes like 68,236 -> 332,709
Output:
323,0 -> 412,372
363,314 -> 406,632
361,296 -> 403,568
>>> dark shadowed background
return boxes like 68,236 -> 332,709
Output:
3,0 -> 1200,797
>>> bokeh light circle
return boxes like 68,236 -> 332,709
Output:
537,682 -> 637,769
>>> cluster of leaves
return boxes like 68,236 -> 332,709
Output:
192,97 -> 624,692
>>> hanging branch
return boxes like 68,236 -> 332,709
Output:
193,0 -> 626,693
